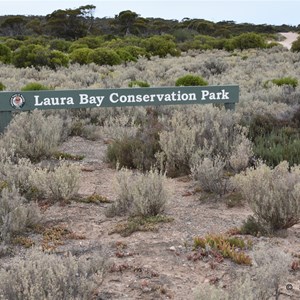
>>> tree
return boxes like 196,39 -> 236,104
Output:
0,16 -> 27,36
113,10 -> 147,35
45,5 -> 96,40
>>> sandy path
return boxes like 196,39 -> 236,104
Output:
278,32 -> 299,49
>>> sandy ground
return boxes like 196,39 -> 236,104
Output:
278,32 -> 299,49
2,136 -> 300,299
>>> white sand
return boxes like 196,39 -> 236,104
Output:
278,32 -> 299,49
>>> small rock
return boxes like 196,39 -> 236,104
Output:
169,246 -> 176,251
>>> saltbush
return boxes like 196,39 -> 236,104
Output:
0,110 -> 64,162
0,148 -> 41,199
158,106 -> 251,177
31,160 -> 81,201
0,248 -> 107,299
106,168 -> 168,217
0,187 -> 40,242
190,155 -> 227,195
232,161 -> 300,232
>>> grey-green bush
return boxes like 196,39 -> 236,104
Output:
0,248 -> 107,300
106,168 -> 169,217
0,187 -> 40,242
232,161 -> 300,232
0,110 -> 64,162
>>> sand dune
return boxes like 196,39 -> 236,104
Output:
278,32 -> 299,49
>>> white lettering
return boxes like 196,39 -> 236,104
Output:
79,94 -> 89,104
201,90 -> 209,100
110,93 -> 119,103
34,95 -> 43,106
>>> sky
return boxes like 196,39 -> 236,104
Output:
0,0 -> 299,26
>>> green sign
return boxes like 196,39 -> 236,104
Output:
0,85 -> 239,132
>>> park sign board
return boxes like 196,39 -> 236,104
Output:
0,85 -> 239,133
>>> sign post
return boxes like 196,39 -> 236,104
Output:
0,85 -> 239,133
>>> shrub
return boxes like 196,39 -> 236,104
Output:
175,74 -> 208,86
0,110 -> 64,162
13,44 -> 51,68
249,114 -> 300,167
0,248 -> 107,300
88,48 -> 122,66
232,32 -> 266,50
0,44 -> 12,64
291,36 -> 300,52
49,50 -> 69,69
190,155 -> 227,195
128,80 -> 150,88
271,77 -> 298,89
69,48 -> 94,65
32,160 -> 81,201
106,109 -> 162,171
0,82 -> 5,91
0,148 -> 41,199
141,35 -> 180,57
158,106 -> 251,177
21,82 -> 50,91
195,246 -> 291,299
232,161 -> 300,232
0,187 -> 40,242
106,168 -> 168,217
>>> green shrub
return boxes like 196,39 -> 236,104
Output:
0,82 -> 5,91
4,38 -> 23,50
291,36 -> 300,52
13,44 -> 51,68
49,50 -> 69,69
49,39 -> 72,52
21,82 -> 50,91
116,48 -> 136,63
0,44 -> 12,64
142,35 -> 180,57
0,110 -> 64,162
232,32 -> 266,50
232,161 -> 300,233
0,187 -> 40,242
249,114 -> 300,167
128,80 -> 150,88
88,48 -> 122,66
175,74 -> 208,86
271,76 -> 298,89
0,248 -> 107,299
69,48 -> 94,65
106,168 -> 168,217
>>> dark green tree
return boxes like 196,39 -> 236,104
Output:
45,5 -> 96,40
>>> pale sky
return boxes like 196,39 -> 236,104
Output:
0,0 -> 299,26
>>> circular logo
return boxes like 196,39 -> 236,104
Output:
10,93 -> 26,109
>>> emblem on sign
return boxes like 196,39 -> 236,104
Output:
10,93 -> 25,109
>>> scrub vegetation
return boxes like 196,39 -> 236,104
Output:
0,5 -> 299,299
